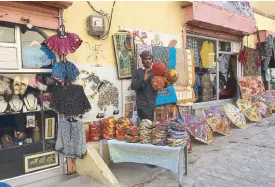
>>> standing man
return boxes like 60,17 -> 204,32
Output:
131,50 -> 157,122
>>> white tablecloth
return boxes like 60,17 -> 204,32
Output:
106,140 -> 187,186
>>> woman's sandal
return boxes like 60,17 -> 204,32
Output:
13,76 -> 21,95
20,77 -> 29,95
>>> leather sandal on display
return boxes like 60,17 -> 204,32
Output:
13,76 -> 21,95
20,77 -> 29,95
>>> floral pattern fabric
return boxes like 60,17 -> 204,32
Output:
223,104 -> 247,128
203,107 -> 232,136
244,46 -> 260,76
186,37 -> 200,67
238,76 -> 265,101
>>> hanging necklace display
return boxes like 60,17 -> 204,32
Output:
26,114 -> 35,128
0,96 -> 7,113
9,96 -> 23,112
24,94 -> 37,111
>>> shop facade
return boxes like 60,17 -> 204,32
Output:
0,2 -> 72,186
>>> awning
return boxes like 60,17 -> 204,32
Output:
0,1 -> 73,30
183,1 -> 256,36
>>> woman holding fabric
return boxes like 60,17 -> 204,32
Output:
131,50 -> 157,122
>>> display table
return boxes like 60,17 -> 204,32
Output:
102,140 -> 187,187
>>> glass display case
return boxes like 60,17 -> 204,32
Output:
0,74 -> 59,180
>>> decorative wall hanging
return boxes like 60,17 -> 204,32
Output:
24,151 -> 59,173
119,26 -> 181,48
263,35 -> 274,71
174,49 -> 195,104
243,46 -> 260,76
152,46 -> 170,67
166,104 -> 177,120
135,43 -> 152,69
238,76 -> 265,101
45,117 -> 55,139
121,80 -> 136,118
76,64 -> 122,122
113,32 -> 134,79
223,104 -> 247,128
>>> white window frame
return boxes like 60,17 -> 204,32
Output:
0,24 -> 53,74
186,33 -> 243,109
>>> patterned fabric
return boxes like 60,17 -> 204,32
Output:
178,106 -> 189,118
218,55 -> 230,74
263,35 -> 274,71
45,33 -> 83,55
50,85 -> 91,117
165,69 -> 178,85
236,99 -> 252,110
152,46 -> 170,67
223,104 -> 247,128
194,74 -> 200,101
183,114 -> 210,144
56,119 -> 86,158
205,124 -> 214,143
244,46 -> 260,76
174,49 -> 195,104
238,76 -> 265,101
155,105 -> 167,122
242,108 -> 261,122
102,116 -> 117,139
151,76 -> 166,91
151,121 -> 168,146
113,33 -> 134,78
108,139 -> 184,175
200,41 -> 215,68
156,85 -> 177,106
186,37 -> 199,67
202,73 -> 213,102
139,119 -> 154,144
52,61 -> 79,85
116,117 -> 132,141
166,104 -> 177,120
203,107 -> 232,136
135,44 -> 153,69
252,102 -> 268,117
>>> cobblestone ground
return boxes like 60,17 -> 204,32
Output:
135,118 -> 275,187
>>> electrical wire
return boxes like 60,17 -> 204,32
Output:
87,1 -> 116,40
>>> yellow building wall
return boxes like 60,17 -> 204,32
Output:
61,1 -> 183,66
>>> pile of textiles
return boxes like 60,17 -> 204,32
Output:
89,121 -> 101,142
151,121 -> 169,146
116,117 -> 132,141
140,119 -> 154,144
169,119 -> 192,152
167,121 -> 186,147
125,126 -> 140,143
101,117 -> 117,140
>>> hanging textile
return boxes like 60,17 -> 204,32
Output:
200,41 -> 215,68
50,84 -> 91,117
263,35 -> 274,71
135,43 -> 153,69
113,32 -> 134,78
186,37 -> 200,67
51,61 -> 79,85
174,49 -> 195,104
152,46 -> 170,67
56,119 -> 86,158
243,46 -> 260,76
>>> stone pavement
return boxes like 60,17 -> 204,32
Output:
130,117 -> 275,187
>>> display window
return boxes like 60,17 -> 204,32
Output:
186,34 -> 240,103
